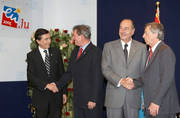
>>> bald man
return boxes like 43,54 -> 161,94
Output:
102,19 -> 147,118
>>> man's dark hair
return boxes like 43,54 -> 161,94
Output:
121,19 -> 135,29
34,28 -> 49,40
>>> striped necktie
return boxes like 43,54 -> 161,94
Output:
44,50 -> 51,76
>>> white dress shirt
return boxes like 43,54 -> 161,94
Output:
151,40 -> 161,53
80,41 -> 91,52
117,39 -> 132,87
121,39 -> 132,57
38,46 -> 49,62
38,46 -> 50,90
145,40 -> 161,68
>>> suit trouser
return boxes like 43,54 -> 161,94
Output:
74,105 -> 103,118
35,91 -> 62,118
106,102 -> 139,118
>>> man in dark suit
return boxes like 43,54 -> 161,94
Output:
126,22 -> 180,118
50,25 -> 104,118
27,28 -> 67,118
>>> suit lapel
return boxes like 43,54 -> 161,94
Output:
127,40 -> 137,65
116,40 -> 126,64
72,47 -> 79,62
145,42 -> 163,69
35,48 -> 47,74
48,48 -> 54,68
76,42 -> 93,62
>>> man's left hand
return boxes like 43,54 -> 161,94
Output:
148,102 -> 160,117
87,101 -> 96,110
63,94 -> 67,104
121,77 -> 134,90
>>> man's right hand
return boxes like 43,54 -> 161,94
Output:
45,83 -> 59,93
120,77 -> 134,90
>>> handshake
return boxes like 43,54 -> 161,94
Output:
45,82 -> 59,93
120,77 -> 135,90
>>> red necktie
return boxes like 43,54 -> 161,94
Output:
77,48 -> 83,60
147,47 -> 152,64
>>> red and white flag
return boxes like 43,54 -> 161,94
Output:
155,1 -> 160,24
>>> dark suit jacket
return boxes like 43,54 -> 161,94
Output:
27,47 -> 65,107
56,42 -> 104,108
134,42 -> 180,114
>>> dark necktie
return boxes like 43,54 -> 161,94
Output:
76,48 -> 83,60
124,44 -> 128,62
44,50 -> 51,76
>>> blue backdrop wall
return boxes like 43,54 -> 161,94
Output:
0,0 -> 180,118
0,81 -> 32,118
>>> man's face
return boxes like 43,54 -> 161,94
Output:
72,30 -> 83,47
36,33 -> 51,49
119,20 -> 135,42
143,26 -> 157,46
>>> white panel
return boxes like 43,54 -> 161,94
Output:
0,0 -> 43,81
43,0 -> 97,45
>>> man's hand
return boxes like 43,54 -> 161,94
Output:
45,82 -> 59,93
63,94 -> 67,104
148,102 -> 160,117
87,101 -> 96,110
120,77 -> 134,90
142,99 -> 144,110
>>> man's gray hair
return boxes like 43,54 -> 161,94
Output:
73,25 -> 91,39
145,22 -> 165,41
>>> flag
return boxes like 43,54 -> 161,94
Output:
155,1 -> 160,23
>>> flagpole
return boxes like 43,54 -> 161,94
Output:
155,1 -> 160,23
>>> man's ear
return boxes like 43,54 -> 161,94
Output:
152,32 -> 158,40
131,28 -> 135,36
80,35 -> 84,40
133,28 -> 135,34
155,32 -> 159,39
36,40 -> 40,45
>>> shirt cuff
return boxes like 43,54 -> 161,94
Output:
117,79 -> 123,87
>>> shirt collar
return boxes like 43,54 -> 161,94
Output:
121,39 -> 132,48
151,40 -> 161,52
80,41 -> 91,51
38,46 -> 49,54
